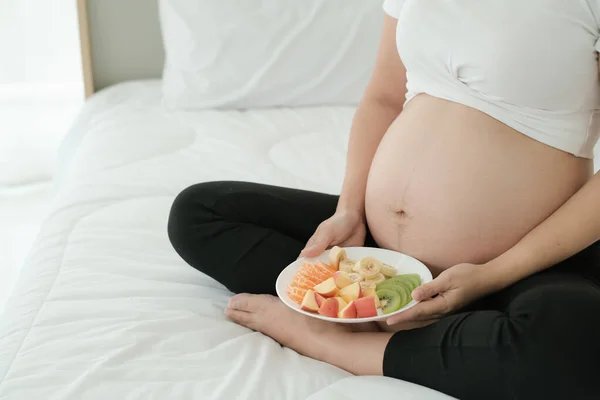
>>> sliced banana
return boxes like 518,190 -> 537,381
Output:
347,272 -> 364,283
381,263 -> 397,277
328,246 -> 346,270
339,259 -> 356,273
365,273 -> 386,285
355,257 -> 382,279
359,281 -> 376,292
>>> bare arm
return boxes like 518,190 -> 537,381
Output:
300,15 -> 408,256
337,15 -> 408,215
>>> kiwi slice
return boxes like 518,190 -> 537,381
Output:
396,274 -> 423,289
376,288 -> 403,315
377,274 -> 422,293
400,274 -> 422,292
392,281 -> 412,307
377,279 -> 417,309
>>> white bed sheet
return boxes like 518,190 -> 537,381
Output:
0,81 -> 453,400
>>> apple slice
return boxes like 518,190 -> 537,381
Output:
318,297 -> 339,318
362,288 -> 381,308
334,296 -> 348,310
315,292 -> 327,308
333,271 -> 355,289
354,296 -> 378,318
300,289 -> 319,313
338,301 -> 357,319
338,282 -> 362,303
314,277 -> 338,298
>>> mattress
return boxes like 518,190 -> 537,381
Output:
0,81 -> 453,400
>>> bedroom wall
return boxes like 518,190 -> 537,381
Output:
0,0 -> 83,186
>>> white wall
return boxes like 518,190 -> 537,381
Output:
0,0 -> 81,84
0,0 -> 83,186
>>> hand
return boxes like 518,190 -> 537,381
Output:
385,263 -> 496,327
300,210 -> 366,258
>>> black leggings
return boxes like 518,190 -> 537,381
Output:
168,181 -> 600,400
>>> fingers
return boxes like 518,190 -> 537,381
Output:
300,226 -> 333,258
411,276 -> 447,301
386,296 -> 449,325
387,273 -> 457,325
383,319 -> 439,332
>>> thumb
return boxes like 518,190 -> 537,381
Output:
411,277 -> 446,301
300,230 -> 332,258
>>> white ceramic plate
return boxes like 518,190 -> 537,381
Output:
275,247 -> 433,323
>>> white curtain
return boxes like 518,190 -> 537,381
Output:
0,0 -> 83,186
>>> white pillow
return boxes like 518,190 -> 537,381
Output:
159,0 -> 385,109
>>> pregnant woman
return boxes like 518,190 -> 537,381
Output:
168,1 -> 600,399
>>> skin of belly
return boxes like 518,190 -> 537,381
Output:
365,95 -> 592,276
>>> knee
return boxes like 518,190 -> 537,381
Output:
514,282 -> 600,341
170,181 -> 231,213
167,181 -> 230,251
508,284 -> 600,393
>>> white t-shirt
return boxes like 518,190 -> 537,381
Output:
383,0 -> 600,158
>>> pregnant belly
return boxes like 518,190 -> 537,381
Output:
365,95 -> 592,276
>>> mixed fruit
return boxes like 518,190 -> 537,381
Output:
287,246 -> 422,319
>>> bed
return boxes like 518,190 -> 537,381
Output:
0,1 -> 456,399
